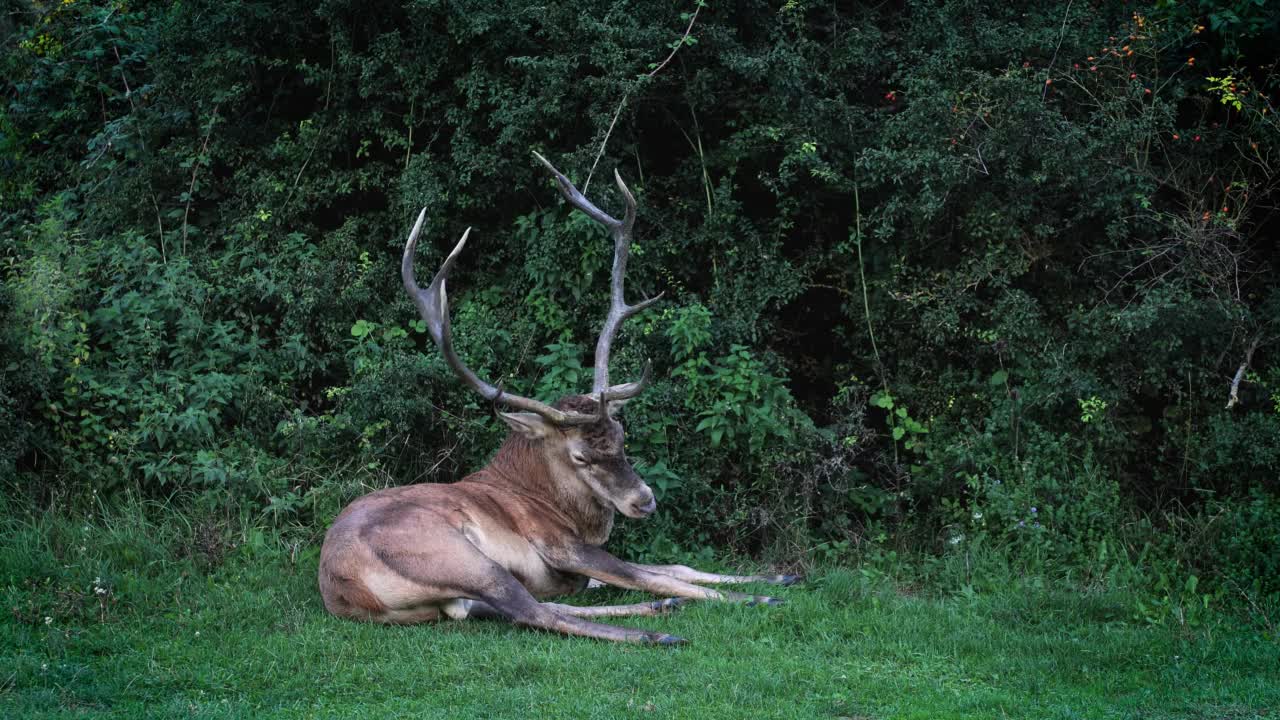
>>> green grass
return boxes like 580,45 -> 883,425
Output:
2,502 -> 1277,719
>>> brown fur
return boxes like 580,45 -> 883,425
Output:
319,566 -> 386,616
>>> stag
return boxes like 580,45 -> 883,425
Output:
318,153 -> 797,644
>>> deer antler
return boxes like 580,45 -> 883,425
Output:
532,152 -> 662,398
402,209 -> 602,426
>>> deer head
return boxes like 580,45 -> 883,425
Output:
401,153 -> 663,519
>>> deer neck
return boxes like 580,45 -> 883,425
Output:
487,434 -> 616,546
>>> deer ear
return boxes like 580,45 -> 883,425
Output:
498,412 -> 554,440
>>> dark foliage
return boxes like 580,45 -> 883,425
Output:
3,0 -> 1279,598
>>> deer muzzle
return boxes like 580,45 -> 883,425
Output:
624,489 -> 658,519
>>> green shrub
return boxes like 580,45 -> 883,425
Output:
3,0 -> 1280,600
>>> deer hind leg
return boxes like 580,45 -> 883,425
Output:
632,564 -> 803,587
462,597 -> 685,619
361,535 -> 684,643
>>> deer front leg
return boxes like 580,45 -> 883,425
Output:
552,546 -> 785,606
631,564 -> 803,587
473,566 -> 686,644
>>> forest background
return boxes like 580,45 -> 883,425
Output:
3,0 -> 1280,630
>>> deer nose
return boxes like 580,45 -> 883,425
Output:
632,496 -> 657,516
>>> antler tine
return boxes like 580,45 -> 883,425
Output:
601,359 -> 652,401
590,361 -> 652,421
402,209 -> 599,426
533,153 -> 664,394
614,167 -> 637,236
533,151 -> 620,229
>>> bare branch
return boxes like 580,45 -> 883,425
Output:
1226,337 -> 1260,409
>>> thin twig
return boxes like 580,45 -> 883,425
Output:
405,96 -> 415,169
181,107 -> 219,255
853,187 -> 896,466
583,1 -> 703,192
285,35 -> 336,210
804,282 -> 855,298
113,42 -> 166,261
1042,0 -> 1074,101
149,192 -> 166,263
672,108 -> 713,213
111,43 -> 143,150
583,90 -> 631,194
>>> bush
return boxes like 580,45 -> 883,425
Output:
2,0 -> 1279,599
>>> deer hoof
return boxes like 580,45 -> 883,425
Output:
777,574 -> 804,586
652,598 -> 686,612
651,633 -> 688,646
746,595 -> 785,607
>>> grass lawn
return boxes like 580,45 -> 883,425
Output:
2,508 -> 1277,719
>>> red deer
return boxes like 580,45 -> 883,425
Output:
318,153 -> 798,644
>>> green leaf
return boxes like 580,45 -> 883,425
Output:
989,370 -> 1008,386
892,426 -> 906,441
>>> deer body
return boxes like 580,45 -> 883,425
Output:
320,480 -> 593,624
318,154 -> 797,644
321,425 -> 616,622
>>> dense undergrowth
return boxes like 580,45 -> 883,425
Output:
2,0 -> 1280,614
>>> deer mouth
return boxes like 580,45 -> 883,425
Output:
625,496 -> 657,519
